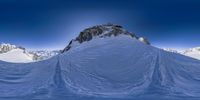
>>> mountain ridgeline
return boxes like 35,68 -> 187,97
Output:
0,43 -> 59,62
62,24 -> 150,53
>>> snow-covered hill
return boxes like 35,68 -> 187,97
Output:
0,24 -> 200,100
0,43 -> 35,63
0,48 -> 34,63
0,43 -> 59,62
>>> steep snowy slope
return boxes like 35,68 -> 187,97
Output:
0,24 -> 200,100
60,36 -> 200,98
60,35 -> 157,96
0,48 -> 34,63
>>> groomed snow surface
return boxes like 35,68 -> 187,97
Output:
0,36 -> 200,100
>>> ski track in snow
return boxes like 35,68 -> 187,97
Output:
0,36 -> 200,100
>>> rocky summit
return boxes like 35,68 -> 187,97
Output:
62,24 -> 150,52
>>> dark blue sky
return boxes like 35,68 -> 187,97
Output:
0,0 -> 200,50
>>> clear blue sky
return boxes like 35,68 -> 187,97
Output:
0,0 -> 200,50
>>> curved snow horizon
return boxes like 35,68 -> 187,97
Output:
0,35 -> 200,100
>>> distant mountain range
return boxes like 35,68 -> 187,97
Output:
0,43 -> 59,63
1,43 -> 199,63
163,47 -> 200,60
0,44 -> 200,63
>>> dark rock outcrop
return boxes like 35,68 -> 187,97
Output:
61,24 -> 150,53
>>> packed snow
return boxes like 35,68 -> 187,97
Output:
0,35 -> 200,100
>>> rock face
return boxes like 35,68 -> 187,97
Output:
75,24 -> 134,43
62,24 -> 150,53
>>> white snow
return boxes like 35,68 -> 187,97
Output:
164,47 -> 200,60
0,48 -> 34,63
182,47 -> 200,60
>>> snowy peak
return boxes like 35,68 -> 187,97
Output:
62,24 -> 150,52
182,47 -> 200,60
0,43 -> 59,62
163,47 -> 200,60
0,43 -> 26,54
183,47 -> 200,53
0,48 -> 34,63
0,43 -> 17,53
0,43 -> 33,63
162,48 -> 180,53
75,24 -> 134,43
28,50 -> 60,61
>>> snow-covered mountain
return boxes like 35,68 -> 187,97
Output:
0,48 -> 34,63
0,24 -> 200,100
182,47 -> 200,60
0,43 -> 59,62
162,48 -> 180,53
28,50 -> 60,61
61,24 -> 150,52
0,43 -> 35,63
0,43 -> 17,53
163,47 -> 200,60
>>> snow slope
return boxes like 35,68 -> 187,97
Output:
0,25 -> 200,99
60,36 -> 200,98
0,48 -> 34,63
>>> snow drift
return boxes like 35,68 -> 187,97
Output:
0,24 -> 200,100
